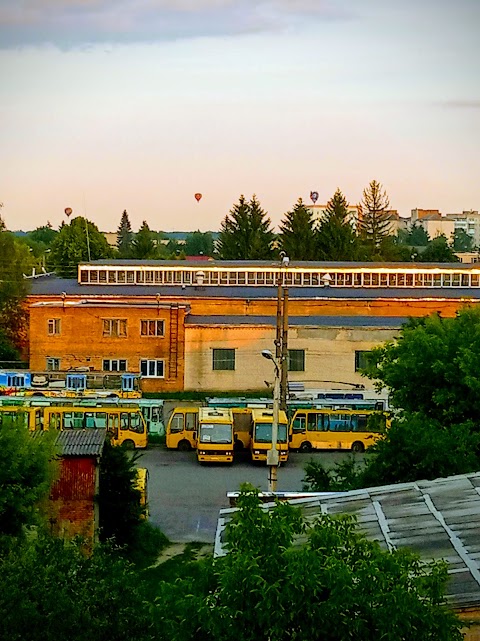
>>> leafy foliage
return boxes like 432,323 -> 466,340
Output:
419,234 -> 458,262
279,198 -> 317,260
317,189 -> 358,260
217,195 -> 275,260
0,536 -> 157,641
153,484 -> 462,641
184,231 -> 215,257
0,220 -> 31,354
0,418 -> 56,545
131,220 -> 157,259
50,217 -> 114,277
452,228 -> 474,252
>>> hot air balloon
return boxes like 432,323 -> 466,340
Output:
310,191 -> 319,205
194,193 -> 202,202
64,207 -> 73,217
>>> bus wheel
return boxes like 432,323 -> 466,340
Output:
351,441 -> 365,453
122,439 -> 135,450
178,440 -> 191,452
299,441 -> 312,453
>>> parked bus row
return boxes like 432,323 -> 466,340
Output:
165,406 -> 390,464
0,404 -> 148,449
0,395 -> 164,437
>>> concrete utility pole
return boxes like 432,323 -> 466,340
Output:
263,254 -> 290,492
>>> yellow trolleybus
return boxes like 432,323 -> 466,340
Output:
42,405 -> 148,449
289,408 -> 388,453
197,408 -> 235,464
0,405 -> 43,431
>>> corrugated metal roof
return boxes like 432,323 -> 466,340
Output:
28,277 -> 480,301
55,429 -> 107,456
186,315 -> 406,328
32,429 -> 106,456
215,472 -> 480,608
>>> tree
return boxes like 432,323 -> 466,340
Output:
116,210 -> 134,258
50,217 -> 114,278
452,228 -> 474,252
278,198 -> 317,260
154,485 -> 462,641
98,441 -> 145,548
358,180 -> 392,256
0,218 -> 31,355
217,195 -> 275,260
316,189 -> 358,261
408,223 -> 430,246
0,536 -> 158,641
419,235 -> 458,262
0,418 -> 56,545
184,231 -> 215,257
131,221 -> 157,259
27,223 -> 58,248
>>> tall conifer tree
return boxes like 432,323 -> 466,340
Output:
358,180 -> 392,254
116,210 -> 134,258
317,189 -> 358,260
217,195 -> 275,260
279,198 -> 317,260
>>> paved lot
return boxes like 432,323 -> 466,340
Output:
139,447 -> 354,543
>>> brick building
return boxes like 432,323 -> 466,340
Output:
46,429 -> 106,544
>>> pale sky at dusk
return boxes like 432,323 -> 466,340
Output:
0,0 -> 479,233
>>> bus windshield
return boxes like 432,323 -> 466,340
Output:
254,422 -> 288,443
199,423 -> 233,444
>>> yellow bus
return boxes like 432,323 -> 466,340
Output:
0,406 -> 43,431
197,408 -> 234,464
289,409 -> 388,453
165,407 -> 199,451
135,467 -> 149,519
42,406 -> 148,449
250,408 -> 289,463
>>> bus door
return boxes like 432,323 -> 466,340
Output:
108,412 -> 120,443
166,409 -> 198,451
232,408 -> 252,451
119,411 -> 147,449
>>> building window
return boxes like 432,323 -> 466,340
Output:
48,319 -> 61,335
102,319 -> 127,337
213,349 -> 235,371
140,359 -> 165,378
288,349 -> 305,372
46,358 -> 60,371
140,320 -> 165,337
355,351 -> 372,372
102,359 -> 127,372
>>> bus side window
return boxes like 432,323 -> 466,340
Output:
292,413 -> 306,432
120,412 -> 129,431
353,415 -> 367,432
95,412 -> 107,429
170,413 -> 184,433
307,413 -> 319,431
64,412 -> 74,429
130,412 -> 144,434
85,412 -> 96,429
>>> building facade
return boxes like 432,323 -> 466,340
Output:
27,260 -> 480,394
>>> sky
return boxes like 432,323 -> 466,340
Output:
0,0 -> 479,233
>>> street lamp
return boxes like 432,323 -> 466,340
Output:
262,349 -> 280,491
